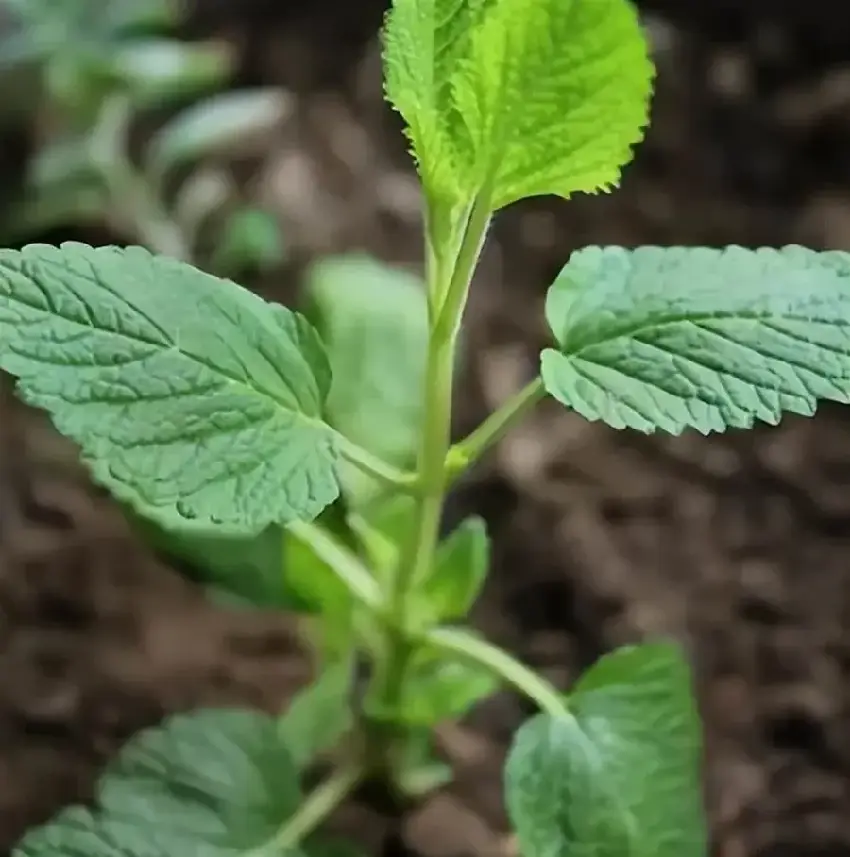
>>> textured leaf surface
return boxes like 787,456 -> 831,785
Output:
304,254 -> 427,506
542,245 -> 850,435
383,0 -> 652,211
14,709 -> 302,856
0,243 -> 340,531
453,0 -> 652,208
505,643 -> 705,857
382,0 -> 491,203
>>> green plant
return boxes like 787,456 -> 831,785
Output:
4,0 -> 848,853
0,0 -> 287,275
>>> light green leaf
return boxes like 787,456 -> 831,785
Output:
146,89 -> 292,179
13,708 -> 303,856
453,0 -> 652,209
504,642 -> 705,857
382,0 -> 491,205
413,515 -> 489,626
0,242 -> 340,532
370,638 -> 497,726
542,245 -> 850,435
108,39 -> 234,108
279,663 -> 353,770
395,728 -> 454,798
303,255 -> 428,506
382,0 -> 652,212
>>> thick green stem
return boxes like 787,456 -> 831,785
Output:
366,193 -> 492,754
446,376 -> 546,481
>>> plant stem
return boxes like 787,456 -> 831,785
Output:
286,520 -> 382,609
428,626 -> 567,719
446,376 -> 546,481
336,437 -> 418,493
265,762 -> 362,853
367,193 -> 492,746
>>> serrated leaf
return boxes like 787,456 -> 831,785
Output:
413,515 -> 489,626
13,708 -> 303,856
382,0 -> 491,205
0,242 -> 340,532
303,255 -> 428,506
504,642 -> 705,857
279,662 -> 354,770
146,89 -> 292,179
542,245 -> 850,435
453,0 -> 652,209
382,0 -> 652,212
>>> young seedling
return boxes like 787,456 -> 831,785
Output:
3,0 -> 848,854
0,0 -> 287,276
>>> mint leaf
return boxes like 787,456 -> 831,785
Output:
384,0 -> 652,212
0,242 -> 340,531
382,0 -> 488,206
504,642 -> 705,857
13,708 -> 303,856
542,245 -> 850,435
413,515 -> 489,626
279,663 -> 354,770
454,0 -> 652,209
304,255 -> 428,506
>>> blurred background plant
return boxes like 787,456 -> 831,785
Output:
0,0 -> 288,275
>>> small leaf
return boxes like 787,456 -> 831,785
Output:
504,642 -> 705,857
414,515 -> 489,626
108,39 -> 234,107
146,89 -> 292,178
13,708 -> 303,856
0,242 -> 340,532
396,728 -> 454,798
211,207 -> 287,276
371,639 -> 497,726
279,662 -> 354,770
304,254 -> 428,506
542,245 -> 850,435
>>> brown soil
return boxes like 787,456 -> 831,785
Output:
3,3 -> 850,857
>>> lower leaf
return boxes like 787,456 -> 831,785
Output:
13,709 -> 303,856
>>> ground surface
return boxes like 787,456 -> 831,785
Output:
2,2 -> 850,856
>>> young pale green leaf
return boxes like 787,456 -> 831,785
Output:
108,39 -> 234,108
382,0 -> 490,205
452,0 -> 653,209
304,255 -> 428,506
145,89 -> 292,179
0,242 -> 340,532
413,515 -> 489,626
504,642 -> 705,857
279,662 -> 354,770
542,245 -> 850,435
395,728 -> 455,798
371,638 -> 498,726
13,708 -> 304,856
